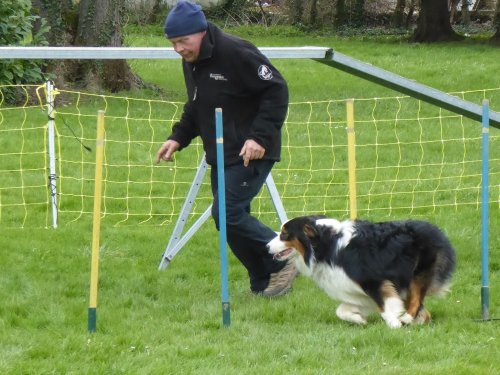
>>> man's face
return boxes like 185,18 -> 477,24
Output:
168,31 -> 206,63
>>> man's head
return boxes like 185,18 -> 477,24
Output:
164,1 -> 207,62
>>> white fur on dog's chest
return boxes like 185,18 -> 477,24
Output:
297,260 -> 371,306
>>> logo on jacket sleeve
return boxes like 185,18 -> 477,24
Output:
258,65 -> 273,80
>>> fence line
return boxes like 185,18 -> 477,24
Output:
0,83 -> 498,228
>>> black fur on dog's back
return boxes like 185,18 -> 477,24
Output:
340,220 -> 456,299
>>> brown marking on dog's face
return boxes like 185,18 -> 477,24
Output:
277,215 -> 326,266
278,226 -> 306,258
279,218 -> 322,259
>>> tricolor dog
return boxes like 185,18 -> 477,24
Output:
267,215 -> 456,328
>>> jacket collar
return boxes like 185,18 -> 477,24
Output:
195,23 -> 215,63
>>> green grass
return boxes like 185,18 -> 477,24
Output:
1,218 -> 499,374
1,27 -> 499,374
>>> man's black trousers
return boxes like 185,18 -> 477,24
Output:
210,160 -> 286,292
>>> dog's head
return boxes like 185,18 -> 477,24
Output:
267,215 -> 343,267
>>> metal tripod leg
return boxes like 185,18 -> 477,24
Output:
264,172 -> 288,225
158,155 -> 288,270
158,156 -> 209,270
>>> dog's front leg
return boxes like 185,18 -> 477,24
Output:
380,297 -> 410,328
336,303 -> 368,325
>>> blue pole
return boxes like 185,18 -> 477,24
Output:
480,99 -> 490,321
215,108 -> 231,327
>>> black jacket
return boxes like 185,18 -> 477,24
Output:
167,23 -> 289,166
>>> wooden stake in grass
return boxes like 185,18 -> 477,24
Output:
88,110 -> 105,333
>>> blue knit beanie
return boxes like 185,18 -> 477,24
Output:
164,1 -> 208,38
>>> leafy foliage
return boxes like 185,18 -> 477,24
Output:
0,0 -> 50,91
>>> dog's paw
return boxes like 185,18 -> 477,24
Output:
336,304 -> 367,325
386,319 -> 403,329
346,313 -> 368,325
381,312 -> 403,329
399,312 -> 414,325
414,308 -> 432,325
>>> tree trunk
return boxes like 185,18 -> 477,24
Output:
31,0 -> 80,89
353,0 -> 365,27
310,0 -> 318,26
34,0 -> 141,92
335,0 -> 348,28
412,0 -> 464,42
405,0 -> 417,29
461,0 -> 471,25
74,0 -> 139,92
449,0 -> 460,24
392,0 -> 406,28
31,0 -> 75,45
289,0 -> 304,25
491,0 -> 500,44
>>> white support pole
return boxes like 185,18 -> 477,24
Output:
46,81 -> 58,229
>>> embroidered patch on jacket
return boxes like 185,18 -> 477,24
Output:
209,73 -> 228,81
258,65 -> 273,80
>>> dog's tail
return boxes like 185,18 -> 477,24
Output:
409,221 -> 456,297
429,251 -> 455,297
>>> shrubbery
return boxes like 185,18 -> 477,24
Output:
0,0 -> 50,88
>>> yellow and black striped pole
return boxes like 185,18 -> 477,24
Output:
346,99 -> 357,220
88,110 -> 105,333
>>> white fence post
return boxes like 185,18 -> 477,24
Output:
46,80 -> 58,228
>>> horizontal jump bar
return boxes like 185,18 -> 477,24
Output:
316,51 -> 500,128
0,46 -> 331,59
1,46 -> 497,127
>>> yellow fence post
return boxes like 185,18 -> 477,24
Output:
346,99 -> 357,220
88,110 -> 105,333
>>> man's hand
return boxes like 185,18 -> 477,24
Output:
156,139 -> 180,164
239,139 -> 265,167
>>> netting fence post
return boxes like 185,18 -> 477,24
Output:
215,108 -> 230,327
88,110 -> 105,332
346,99 -> 357,220
481,99 -> 490,321
46,80 -> 58,228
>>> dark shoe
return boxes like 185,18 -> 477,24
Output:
260,260 -> 299,297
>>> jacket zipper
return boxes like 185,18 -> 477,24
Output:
192,66 -> 198,101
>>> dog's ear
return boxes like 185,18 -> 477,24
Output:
302,221 -> 320,267
303,223 -> 318,239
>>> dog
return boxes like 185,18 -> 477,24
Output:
267,215 -> 456,328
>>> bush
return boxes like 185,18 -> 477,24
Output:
0,0 -> 50,92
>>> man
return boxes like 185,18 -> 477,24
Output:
156,1 -> 297,297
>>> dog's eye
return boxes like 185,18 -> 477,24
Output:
280,233 -> 288,241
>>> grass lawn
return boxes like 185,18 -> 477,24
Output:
0,26 -> 499,374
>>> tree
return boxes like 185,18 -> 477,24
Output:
288,0 -> 304,25
392,0 -> 407,28
492,0 -> 500,44
334,0 -> 348,28
309,0 -> 319,26
31,0 -> 141,92
352,0 -> 365,27
412,0 -> 464,42
0,0 -> 50,102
